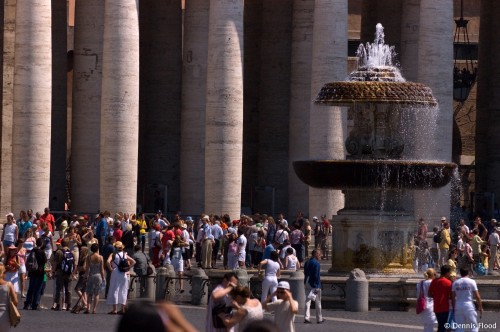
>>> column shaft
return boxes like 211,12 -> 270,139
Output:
309,0 -> 348,218
100,0 -> 139,213
289,0 -> 314,216
415,0 -> 454,222
205,0 -> 244,218
12,0 -> 52,212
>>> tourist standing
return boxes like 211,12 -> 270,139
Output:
438,222 -> 451,267
488,226 -> 500,272
290,223 -> 305,263
85,243 -> 105,314
304,249 -> 324,324
416,268 -> 437,332
4,244 -> 20,293
136,213 -> 148,252
51,238 -> 75,311
1,213 -> 18,248
258,251 -> 281,303
23,238 -> 47,310
263,281 -> 298,332
220,286 -> 263,332
428,265 -> 452,332
40,208 -> 56,235
236,228 -> 247,269
0,263 -> 18,331
206,272 -> 238,332
302,219 -> 312,259
451,268 -> 483,332
106,241 -> 135,314
284,247 -> 300,271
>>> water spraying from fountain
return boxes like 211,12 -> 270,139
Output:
293,24 -> 457,273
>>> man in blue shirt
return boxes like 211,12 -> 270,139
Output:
263,241 -> 278,260
95,212 -> 109,248
304,249 -> 324,324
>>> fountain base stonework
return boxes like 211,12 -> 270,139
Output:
330,211 -> 415,273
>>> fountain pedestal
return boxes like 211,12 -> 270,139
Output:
329,189 -> 416,273
330,210 -> 415,273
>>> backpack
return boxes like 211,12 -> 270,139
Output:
26,251 -> 39,273
475,262 -> 486,276
154,234 -> 162,248
433,230 -> 442,243
116,253 -> 130,273
60,249 -> 75,275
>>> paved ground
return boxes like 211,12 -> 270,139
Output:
19,289 -> 500,332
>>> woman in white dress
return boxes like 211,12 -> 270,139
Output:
417,268 -> 437,332
170,236 -> 188,292
220,285 -> 263,332
106,241 -> 135,314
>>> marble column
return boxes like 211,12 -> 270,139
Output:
50,0 -> 68,211
415,0 -> 454,223
100,0 -> 139,213
289,0 -> 314,216
308,0 -> 348,219
1,0 -> 16,215
180,0 -> 209,215
12,0 -> 52,212
205,0 -> 244,218
71,0 -> 104,213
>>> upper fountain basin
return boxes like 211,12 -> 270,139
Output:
315,81 -> 437,106
293,160 -> 457,190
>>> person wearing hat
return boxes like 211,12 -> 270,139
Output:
180,223 -> 192,270
106,241 -> 135,314
263,280 -> 298,332
488,226 -> 500,273
1,213 -> 18,248
4,243 -> 20,293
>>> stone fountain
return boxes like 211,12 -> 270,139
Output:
294,24 -> 457,273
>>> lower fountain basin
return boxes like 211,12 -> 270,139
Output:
293,160 -> 457,189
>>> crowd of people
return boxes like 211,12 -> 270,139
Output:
0,208 -> 331,331
414,215 -> 500,277
414,215 -> 497,332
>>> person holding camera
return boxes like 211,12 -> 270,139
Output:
206,272 -> 239,332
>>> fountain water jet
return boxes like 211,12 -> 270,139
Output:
294,24 -> 457,273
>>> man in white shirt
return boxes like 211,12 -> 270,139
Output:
488,227 -> 500,272
263,281 -> 298,332
237,228 -> 247,268
451,268 -> 483,332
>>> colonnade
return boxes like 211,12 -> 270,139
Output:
3,0 -> 458,223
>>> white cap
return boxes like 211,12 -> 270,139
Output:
277,281 -> 290,290
5,212 -> 14,218
312,216 -> 318,221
